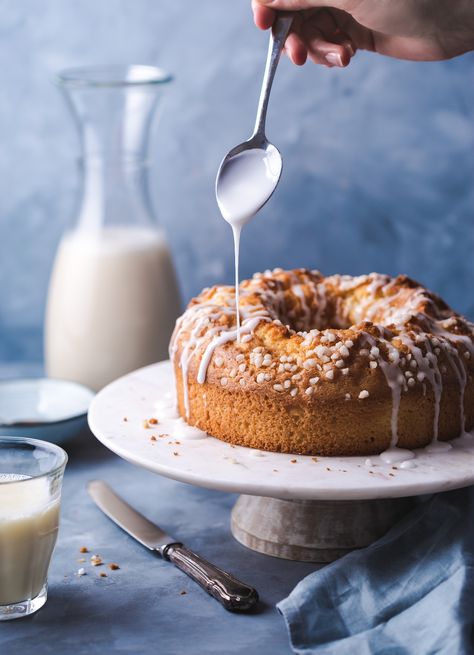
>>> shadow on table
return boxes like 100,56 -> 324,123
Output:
63,428 -> 115,465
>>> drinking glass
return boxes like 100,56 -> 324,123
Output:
0,437 -> 67,620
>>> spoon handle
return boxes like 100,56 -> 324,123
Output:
253,12 -> 294,140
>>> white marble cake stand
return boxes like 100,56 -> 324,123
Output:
88,361 -> 474,562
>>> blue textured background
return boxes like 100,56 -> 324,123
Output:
1,0 -> 474,365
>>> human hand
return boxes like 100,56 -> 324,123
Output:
252,0 -> 474,67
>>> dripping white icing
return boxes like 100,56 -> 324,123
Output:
169,418 -> 207,440
399,459 -> 417,469
379,447 -> 415,465
432,323 -> 474,437
249,450 -> 266,458
170,292 -> 272,418
197,315 -> 267,384
425,441 -> 452,453
398,333 -> 443,443
154,399 -> 179,420
232,225 -> 242,341
216,148 -> 281,346
362,330 -> 405,448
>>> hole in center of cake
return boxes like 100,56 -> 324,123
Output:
282,297 -> 352,333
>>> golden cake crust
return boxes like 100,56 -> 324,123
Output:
171,269 -> 474,456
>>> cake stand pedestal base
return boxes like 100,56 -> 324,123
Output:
231,495 -> 415,562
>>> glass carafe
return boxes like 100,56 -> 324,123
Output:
45,66 -> 181,391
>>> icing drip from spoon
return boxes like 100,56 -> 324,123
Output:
216,148 -> 282,344
232,225 -> 241,342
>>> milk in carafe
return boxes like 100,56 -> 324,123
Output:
45,226 -> 180,391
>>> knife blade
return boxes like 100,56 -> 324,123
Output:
87,480 -> 259,612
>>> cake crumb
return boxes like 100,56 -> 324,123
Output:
123,417 -> 128,422
180,590 -> 187,595
273,469 -> 278,472
173,451 -> 180,456
312,457 -> 318,463
150,435 -> 157,442
290,459 -> 297,464
77,558 -> 86,563
79,546 -> 89,553
108,563 -> 120,571
148,418 -> 159,425
99,572 -> 107,578
90,555 -> 103,567
76,568 -> 86,576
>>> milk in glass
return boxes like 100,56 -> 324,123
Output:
0,475 -> 59,605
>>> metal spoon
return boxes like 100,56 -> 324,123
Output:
215,13 -> 294,222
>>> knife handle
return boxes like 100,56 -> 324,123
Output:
162,543 -> 259,612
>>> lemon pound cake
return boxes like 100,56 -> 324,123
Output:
170,269 -> 474,456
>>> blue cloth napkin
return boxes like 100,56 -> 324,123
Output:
278,488 -> 474,655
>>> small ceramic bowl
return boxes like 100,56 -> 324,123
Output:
0,378 -> 95,444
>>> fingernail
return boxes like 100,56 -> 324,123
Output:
325,52 -> 343,67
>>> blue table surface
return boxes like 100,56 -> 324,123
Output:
0,365 -> 318,655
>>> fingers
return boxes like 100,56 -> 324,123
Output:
252,1 -> 275,30
304,19 -> 355,67
251,1 -> 357,68
309,38 -> 354,67
284,29 -> 308,65
252,0 -> 308,64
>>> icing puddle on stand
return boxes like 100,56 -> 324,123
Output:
366,431 -> 474,472
154,396 -> 207,440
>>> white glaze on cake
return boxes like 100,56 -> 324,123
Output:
170,269 -> 474,452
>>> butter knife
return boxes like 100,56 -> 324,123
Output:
87,480 -> 259,612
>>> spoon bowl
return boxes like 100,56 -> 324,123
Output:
216,139 -> 283,227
